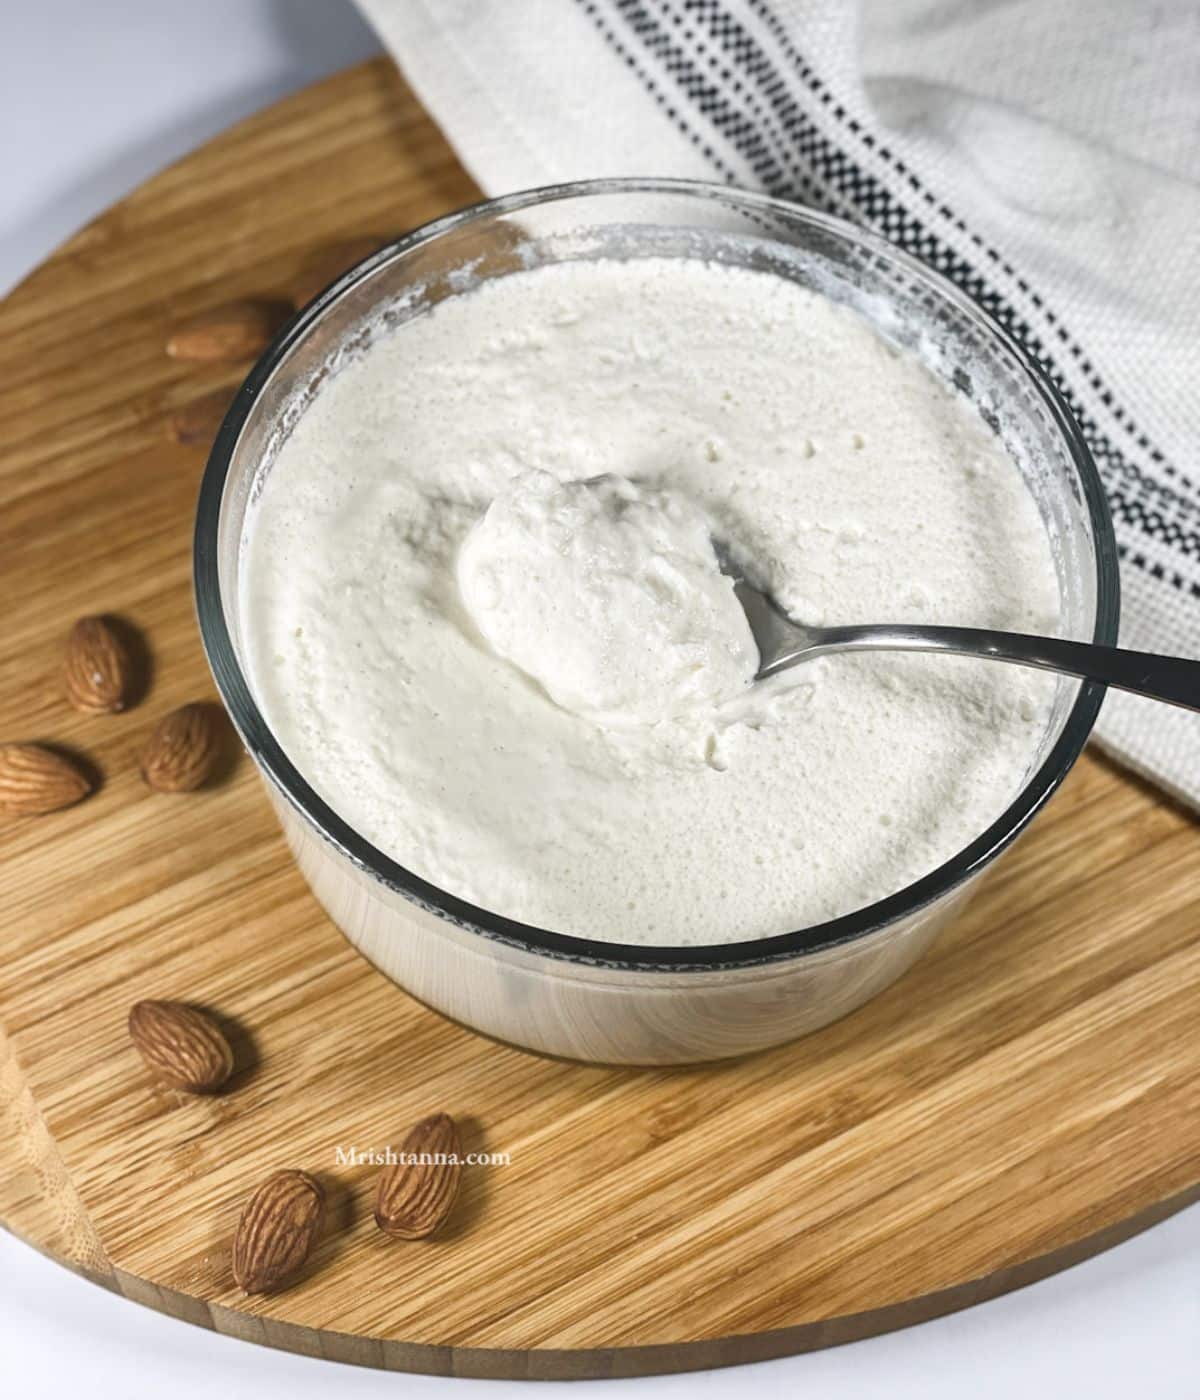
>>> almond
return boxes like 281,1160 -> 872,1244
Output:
233,1169 -> 325,1294
166,299 -> 292,362
128,999 -> 234,1093
64,616 -> 132,714
374,1112 -> 462,1240
290,235 -> 392,308
141,703 -> 225,792
0,743 -> 92,815
169,385 -> 238,446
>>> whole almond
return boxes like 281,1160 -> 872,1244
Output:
166,299 -> 292,362
233,1169 -> 325,1294
64,616 -> 132,714
128,999 -> 234,1092
290,235 -> 392,308
375,1112 -> 462,1240
168,384 -> 237,446
0,743 -> 92,815
141,703 -> 224,792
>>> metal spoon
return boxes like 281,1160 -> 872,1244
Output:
723,562 -> 1200,713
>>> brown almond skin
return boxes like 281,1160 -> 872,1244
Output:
233,1169 -> 325,1294
290,235 -> 392,308
0,743 -> 92,815
166,299 -> 292,362
375,1113 -> 462,1240
128,999 -> 234,1093
64,616 -> 132,714
168,385 -> 237,446
141,703 -> 224,792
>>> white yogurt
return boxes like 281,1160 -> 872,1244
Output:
241,256 -> 1061,945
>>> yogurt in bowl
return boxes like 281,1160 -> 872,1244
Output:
197,180 -> 1117,1062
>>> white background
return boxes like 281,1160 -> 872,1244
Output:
1,2 -> 1197,1395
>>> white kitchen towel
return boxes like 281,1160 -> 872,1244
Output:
357,0 -> 1200,807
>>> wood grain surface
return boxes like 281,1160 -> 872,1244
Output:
1,58 -> 1198,1380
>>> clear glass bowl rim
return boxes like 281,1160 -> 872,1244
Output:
194,176 -> 1120,973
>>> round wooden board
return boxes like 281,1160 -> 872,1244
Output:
2,58 -> 1199,1381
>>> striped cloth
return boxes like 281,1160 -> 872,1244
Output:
358,0 -> 1200,807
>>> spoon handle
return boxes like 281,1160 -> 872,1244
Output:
773,624 -> 1200,713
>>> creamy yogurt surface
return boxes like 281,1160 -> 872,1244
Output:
242,256 -> 1060,946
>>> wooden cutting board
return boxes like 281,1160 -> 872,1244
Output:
1,59 -> 1198,1381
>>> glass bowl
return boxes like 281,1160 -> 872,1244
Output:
195,178 -> 1119,1065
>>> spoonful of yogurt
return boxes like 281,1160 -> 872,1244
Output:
460,469 -> 1200,720
456,470 -> 758,726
